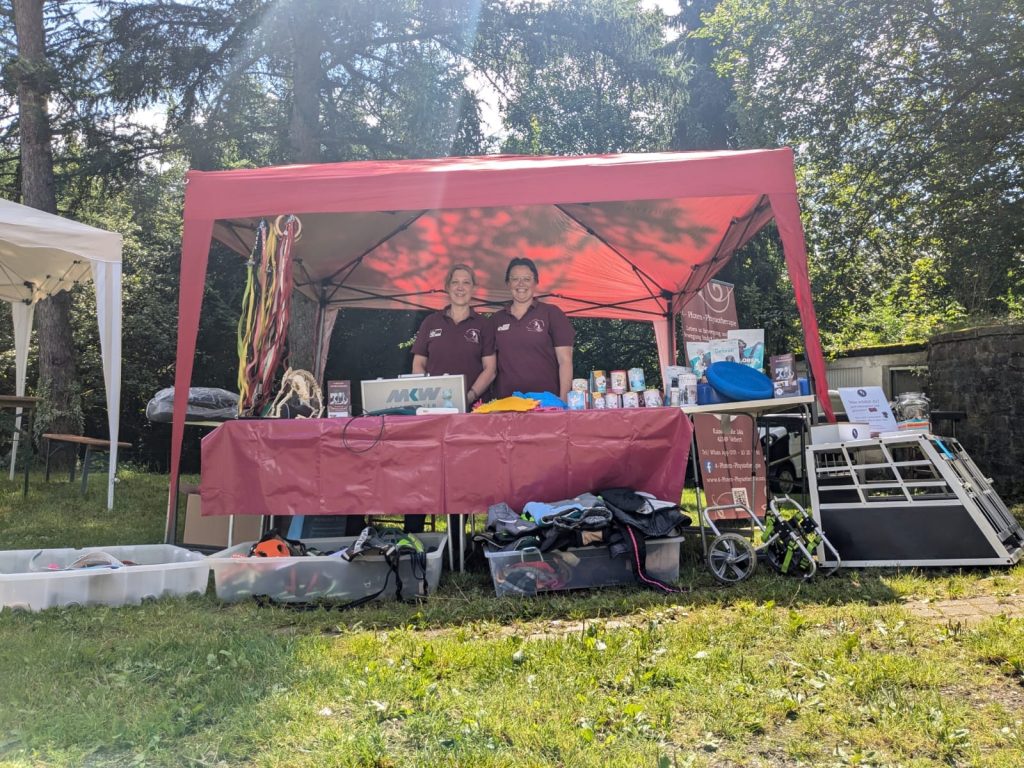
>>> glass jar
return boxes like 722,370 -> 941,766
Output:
893,391 -> 930,422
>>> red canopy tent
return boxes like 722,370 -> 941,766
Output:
169,148 -> 834,538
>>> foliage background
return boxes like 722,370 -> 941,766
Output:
0,0 -> 1021,468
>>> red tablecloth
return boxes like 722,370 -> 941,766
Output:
200,409 -> 692,517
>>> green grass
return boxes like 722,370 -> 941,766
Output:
0,467 -> 185,551
1,472 -> 1023,766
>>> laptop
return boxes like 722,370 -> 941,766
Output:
360,374 -> 466,415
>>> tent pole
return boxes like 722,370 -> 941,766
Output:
9,302 -> 34,480
666,310 -> 676,365
166,215 -> 215,544
767,189 -> 835,422
806,367 -> 820,424
663,290 -> 676,365
312,296 -> 323,380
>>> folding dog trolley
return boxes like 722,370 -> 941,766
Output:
701,496 -> 841,584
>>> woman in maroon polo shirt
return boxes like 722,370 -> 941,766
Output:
492,257 -> 575,401
411,263 -> 496,405
408,264 -> 494,539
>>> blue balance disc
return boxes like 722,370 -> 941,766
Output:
705,361 -> 774,402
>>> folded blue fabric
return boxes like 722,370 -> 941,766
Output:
524,499 -> 581,525
514,391 -> 568,409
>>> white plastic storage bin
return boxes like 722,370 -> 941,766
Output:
208,533 -> 447,603
0,545 -> 209,612
484,537 -> 682,597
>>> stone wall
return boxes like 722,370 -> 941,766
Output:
928,323 -> 1024,499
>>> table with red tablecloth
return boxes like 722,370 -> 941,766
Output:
200,408 -> 692,518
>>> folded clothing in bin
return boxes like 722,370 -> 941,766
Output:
475,487 -> 689,596
485,538 -> 683,597
493,553 -> 574,594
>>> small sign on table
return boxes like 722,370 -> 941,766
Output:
326,380 -> 351,418
837,386 -> 898,436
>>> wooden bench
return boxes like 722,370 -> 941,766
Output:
42,434 -> 132,495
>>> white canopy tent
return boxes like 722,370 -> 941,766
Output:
0,198 -> 123,509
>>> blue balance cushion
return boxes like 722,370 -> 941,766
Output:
705,361 -> 774,402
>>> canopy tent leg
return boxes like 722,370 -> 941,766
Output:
767,192 -> 835,422
91,261 -> 123,510
8,302 -> 34,480
652,311 -> 676,375
167,217 -> 216,544
313,303 -> 339,384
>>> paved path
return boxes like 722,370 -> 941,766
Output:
905,594 -> 1024,625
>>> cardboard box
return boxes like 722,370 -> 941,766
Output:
809,422 -> 872,444
770,353 -> 801,397
182,494 -> 263,552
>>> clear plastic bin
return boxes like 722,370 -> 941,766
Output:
0,545 -> 210,612
208,533 -> 447,603
484,537 -> 682,597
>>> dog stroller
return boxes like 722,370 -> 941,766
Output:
701,495 -> 841,584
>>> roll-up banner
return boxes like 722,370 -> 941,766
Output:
683,280 -> 765,518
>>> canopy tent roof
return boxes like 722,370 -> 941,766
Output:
0,198 -> 123,509
0,198 -> 122,304
203,150 -> 787,319
170,148 -> 834,540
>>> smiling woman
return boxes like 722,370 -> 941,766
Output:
492,257 -> 576,401
410,263 -> 496,405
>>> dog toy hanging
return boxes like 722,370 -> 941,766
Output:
237,215 -> 302,415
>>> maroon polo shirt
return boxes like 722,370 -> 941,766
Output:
411,308 -> 495,392
493,300 -> 576,397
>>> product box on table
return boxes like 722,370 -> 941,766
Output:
484,538 -> 682,597
208,532 -> 447,603
0,544 -> 209,612
810,422 -> 873,444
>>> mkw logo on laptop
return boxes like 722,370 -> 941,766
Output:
387,387 -> 441,403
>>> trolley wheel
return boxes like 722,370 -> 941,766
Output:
706,533 -> 757,584
770,464 -> 798,494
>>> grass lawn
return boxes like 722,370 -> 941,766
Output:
1,470 -> 1023,767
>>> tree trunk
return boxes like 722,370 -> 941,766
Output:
287,3 -> 323,166
13,0 -> 81,454
284,3 -> 324,374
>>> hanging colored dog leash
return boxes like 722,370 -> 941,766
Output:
237,215 -> 302,415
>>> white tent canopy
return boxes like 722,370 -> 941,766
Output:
0,198 -> 123,509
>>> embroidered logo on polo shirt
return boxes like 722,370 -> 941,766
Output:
526,319 -> 546,333
464,328 -> 480,344
497,323 -> 510,332
429,329 -> 443,338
